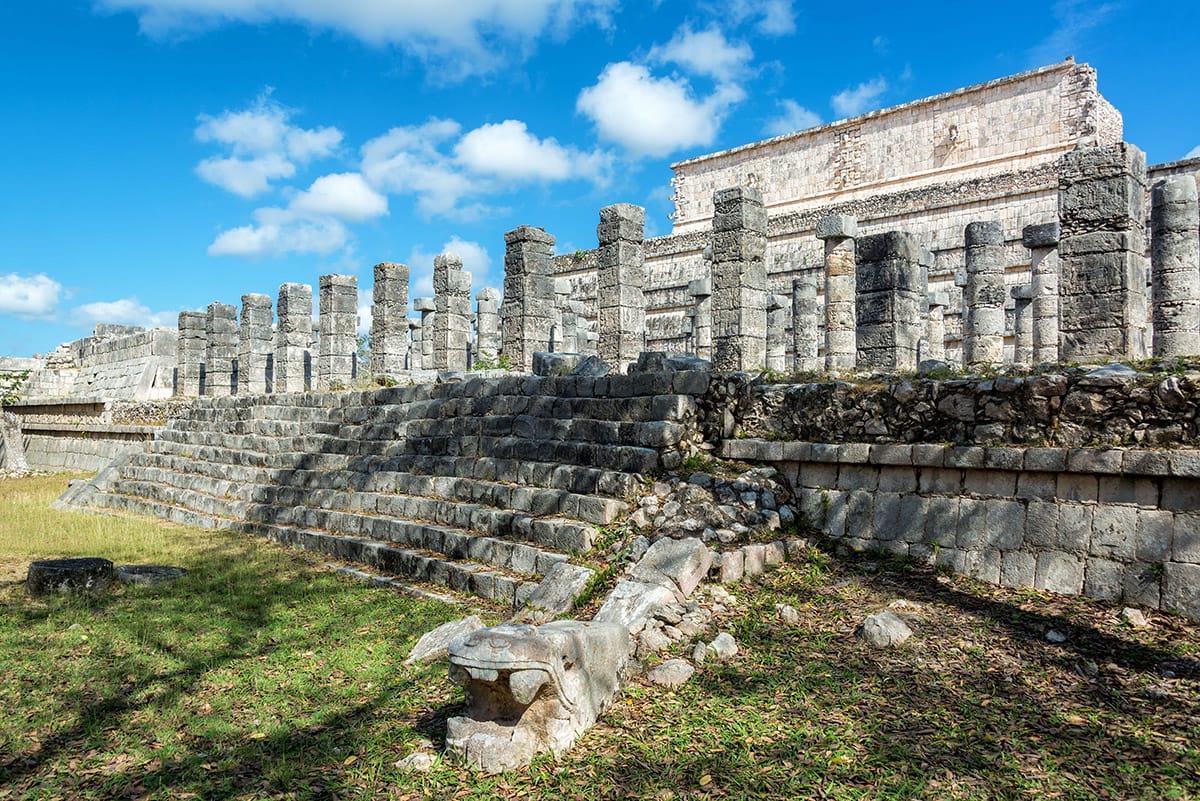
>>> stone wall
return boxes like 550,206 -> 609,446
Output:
4,326 -> 177,401
719,437 -> 1200,620
700,363 -> 1200,448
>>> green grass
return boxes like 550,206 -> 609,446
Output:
2,474 -> 1199,800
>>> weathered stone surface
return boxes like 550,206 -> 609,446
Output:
628,537 -> 712,601
404,615 -> 485,665
791,276 -> 820,372
318,274 -> 358,391
645,658 -> 695,688
434,253 -> 472,371
115,565 -> 187,586
572,355 -> 612,377
1151,176 -> 1200,357
27,557 -> 115,596
176,311 -> 206,397
594,579 -> 675,631
963,221 -> 1006,365
238,293 -> 272,395
855,231 -> 923,371
533,352 -> 582,377
446,620 -> 629,773
597,204 -> 646,372
0,411 -> 28,473
524,561 -> 594,614
711,186 -> 766,372
275,283 -> 312,393
857,611 -> 912,647
707,631 -> 739,661
502,226 -> 556,373
204,302 -> 237,397
371,262 -> 410,378
819,214 -> 858,371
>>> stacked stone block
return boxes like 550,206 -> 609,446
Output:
926,293 -> 949,361
1023,222 -> 1061,363
688,278 -> 712,361
475,288 -> 502,360
552,278 -> 571,353
176,311 -> 206,397
766,294 -> 788,373
855,231 -> 923,371
318,274 -> 358,391
817,214 -> 858,371
1150,176 -> 1200,356
434,253 -> 472,371
237,293 -> 272,395
962,221 -> 1007,366
596,203 -> 646,371
711,187 -> 767,372
1011,285 -> 1035,364
275,283 -> 312,394
414,297 -> 435,369
1057,143 -> 1149,361
204,302 -> 237,397
791,277 -> 820,372
371,262 -> 410,378
501,226 -> 556,373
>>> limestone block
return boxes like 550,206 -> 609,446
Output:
594,579 -> 676,631
1035,551 -> 1084,595
405,615 -> 485,665
1162,562 -> 1200,620
1083,557 -> 1124,601
628,537 -> 712,601
816,214 -> 858,241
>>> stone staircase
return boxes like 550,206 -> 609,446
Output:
70,371 -> 706,610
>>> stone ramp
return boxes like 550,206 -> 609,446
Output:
65,371 -> 706,609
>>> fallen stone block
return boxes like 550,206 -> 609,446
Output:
646,658 -> 695,688
404,615 -> 486,666
593,579 -> 676,632
628,537 -> 712,601
857,611 -> 912,648
524,562 -> 595,614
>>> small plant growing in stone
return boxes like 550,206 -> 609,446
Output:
0,370 -> 30,406
472,352 -> 511,371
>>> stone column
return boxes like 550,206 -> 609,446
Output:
275,283 -> 312,394
474,288 -> 502,361
1057,142 -> 1149,361
434,253 -> 472,371
501,225 -> 555,372
176,311 -> 206,397
962,221 -> 1006,366
597,203 -> 646,371
413,297 -> 435,370
1023,223 -> 1061,364
918,247 -> 934,360
1011,285 -> 1035,364
204,302 -> 237,397
317,274 -> 357,391
855,231 -> 923,371
926,292 -> 949,362
1151,176 -> 1200,357
791,277 -> 820,372
371,262 -> 409,378
688,278 -> 712,361
562,300 -> 585,354
551,278 -> 570,353
238,293 -> 272,395
711,187 -> 767,372
766,293 -> 788,373
406,319 -> 419,369
817,214 -> 858,371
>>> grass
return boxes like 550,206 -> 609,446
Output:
3,474 -> 1199,799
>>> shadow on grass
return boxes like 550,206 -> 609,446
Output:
0,535 -> 458,800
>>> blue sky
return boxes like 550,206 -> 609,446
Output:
1,0 -> 1197,357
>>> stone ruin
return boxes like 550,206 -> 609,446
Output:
7,59 -> 1200,772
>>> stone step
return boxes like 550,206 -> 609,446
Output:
140,442 -> 641,497
111,474 -> 597,554
91,491 -> 542,609
125,459 -> 627,525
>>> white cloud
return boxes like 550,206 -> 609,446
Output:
454,120 -> 611,184
0,273 -> 61,320
764,99 -> 821,136
98,0 -> 618,80
362,119 -> 484,219
290,173 -> 388,221
715,0 -> 795,35
208,209 -> 350,258
406,236 -> 493,301
1186,145 -> 1200,159
831,76 -> 888,118
648,24 -> 754,82
1028,0 -> 1118,68
577,62 -> 745,157
194,94 -> 342,197
70,298 -> 176,329
357,287 -> 373,337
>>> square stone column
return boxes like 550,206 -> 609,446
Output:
766,293 -> 788,373
1151,176 -> 1200,356
434,253 -> 472,371
275,283 -> 312,394
413,297 -> 435,369
317,274 -> 358,391
238,293 -> 272,395
1057,142 -> 1149,361
791,277 -> 820,372
962,221 -> 1006,366
1023,223 -> 1061,364
1011,285 -> 1035,364
474,287 -> 502,360
597,203 -> 646,371
204,302 -> 238,397
855,231 -> 923,371
501,225 -> 555,372
405,319 -> 418,369
371,262 -> 409,378
176,311 -> 206,397
711,187 -> 767,372
688,277 -> 712,361
817,214 -> 858,371
926,292 -> 949,362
